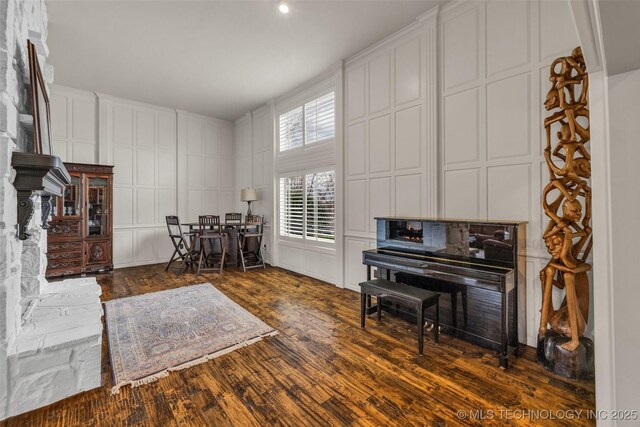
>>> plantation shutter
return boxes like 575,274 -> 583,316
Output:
279,106 -> 303,152
279,175 -> 304,238
304,92 -> 335,144
305,171 -> 336,242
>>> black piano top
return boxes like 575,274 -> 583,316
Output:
374,216 -> 527,225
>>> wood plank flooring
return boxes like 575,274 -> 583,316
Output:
2,264 -> 595,426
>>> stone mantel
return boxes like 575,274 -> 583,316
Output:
10,152 -> 70,240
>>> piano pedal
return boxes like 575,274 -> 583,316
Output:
424,321 -> 441,333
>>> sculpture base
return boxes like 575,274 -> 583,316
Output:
537,331 -> 594,380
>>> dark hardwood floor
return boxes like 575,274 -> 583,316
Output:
2,264 -> 595,426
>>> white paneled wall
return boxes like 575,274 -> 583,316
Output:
50,86 -> 98,163
178,111 -> 235,223
232,104 -> 279,265
343,12 -> 438,291
250,105 -> 274,263
439,0 -> 579,345
51,87 -> 235,270
234,113 -> 252,213
101,96 -> 178,268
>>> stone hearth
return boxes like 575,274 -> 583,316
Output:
11,277 -> 102,416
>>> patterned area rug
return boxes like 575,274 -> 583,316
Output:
105,283 -> 277,394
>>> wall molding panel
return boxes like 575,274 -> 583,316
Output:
50,86 -> 98,164
439,0 -> 580,346
343,11 -> 438,291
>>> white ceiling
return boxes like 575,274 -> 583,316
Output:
598,0 -> 640,76
47,1 -> 444,121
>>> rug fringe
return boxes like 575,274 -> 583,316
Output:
110,330 -> 278,395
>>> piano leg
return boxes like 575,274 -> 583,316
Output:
434,299 -> 440,344
500,290 -> 509,369
417,302 -> 424,356
451,291 -> 458,329
462,288 -> 469,326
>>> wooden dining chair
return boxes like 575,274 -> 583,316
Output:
165,216 -> 198,272
196,215 -> 226,274
238,214 -> 266,272
225,212 -> 242,225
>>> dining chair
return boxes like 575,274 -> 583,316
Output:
196,215 -> 226,274
238,214 -> 266,272
165,216 -> 198,272
225,212 -> 242,225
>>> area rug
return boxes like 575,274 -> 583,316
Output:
104,283 -> 277,394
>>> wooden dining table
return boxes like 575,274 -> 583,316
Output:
181,222 -> 259,268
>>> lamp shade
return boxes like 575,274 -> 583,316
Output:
240,188 -> 257,202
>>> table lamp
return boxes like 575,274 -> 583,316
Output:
240,188 -> 258,216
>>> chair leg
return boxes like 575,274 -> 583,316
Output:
197,243 -> 205,275
256,234 -> 266,269
219,236 -> 226,274
179,254 -> 188,273
239,236 -> 247,272
165,250 -> 177,271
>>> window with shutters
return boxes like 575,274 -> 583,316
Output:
279,170 -> 335,243
279,175 -> 304,238
279,92 -> 335,152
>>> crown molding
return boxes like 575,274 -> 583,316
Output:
567,0 -> 605,73
417,5 -> 439,24
345,19 -> 423,66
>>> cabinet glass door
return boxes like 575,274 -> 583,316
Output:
62,176 -> 82,217
87,177 -> 109,236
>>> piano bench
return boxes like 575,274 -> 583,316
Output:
359,279 -> 440,355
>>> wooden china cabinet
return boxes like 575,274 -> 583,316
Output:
46,162 -> 114,278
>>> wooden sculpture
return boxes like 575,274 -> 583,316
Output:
538,47 -> 593,379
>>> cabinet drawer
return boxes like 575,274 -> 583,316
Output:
48,221 -> 82,240
48,240 -> 83,253
47,258 -> 83,270
47,251 -> 82,261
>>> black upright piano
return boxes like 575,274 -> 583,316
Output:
362,217 -> 526,368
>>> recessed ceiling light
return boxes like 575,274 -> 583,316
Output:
278,2 -> 290,14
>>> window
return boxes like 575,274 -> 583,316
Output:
280,170 -> 336,243
306,171 -> 335,242
279,175 -> 304,238
279,92 -> 335,152
279,107 -> 303,152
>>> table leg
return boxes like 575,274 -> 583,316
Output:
377,296 -> 382,322
417,302 -> 424,356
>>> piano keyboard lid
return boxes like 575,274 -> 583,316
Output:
364,247 -> 514,275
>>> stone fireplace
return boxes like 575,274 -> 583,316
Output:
1,0 -> 103,420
